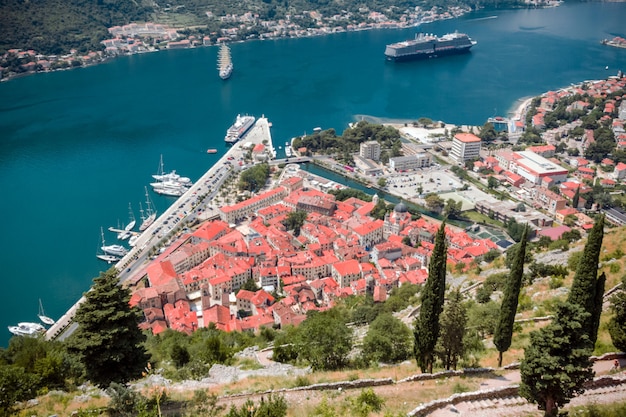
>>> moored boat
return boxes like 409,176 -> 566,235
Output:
117,202 -> 136,240
385,31 -> 477,61
38,299 -> 55,326
601,37 -> 626,49
97,227 -> 123,263
139,186 -> 157,231
224,114 -> 255,143
8,322 -> 46,337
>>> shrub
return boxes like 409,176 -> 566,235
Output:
292,375 -> 311,387
549,276 -> 564,289
351,389 -> 385,417
452,382 -> 470,393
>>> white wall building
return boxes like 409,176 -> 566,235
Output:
450,133 -> 481,163
359,141 -> 381,161
389,152 -> 432,171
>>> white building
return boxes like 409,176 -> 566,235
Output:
389,152 -> 432,171
450,133 -> 481,164
509,151 -> 569,185
359,141 -> 381,161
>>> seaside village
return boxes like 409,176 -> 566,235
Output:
0,4 -> 476,80
128,75 -> 626,336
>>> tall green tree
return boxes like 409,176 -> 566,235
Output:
436,289 -> 467,370
567,214 -> 605,345
494,225 -> 528,367
590,272 -> 606,346
520,302 -> 594,417
414,221 -> 447,373
0,365 -> 39,417
361,313 -> 412,364
572,186 -> 580,209
608,275 -> 626,352
67,268 -> 149,387
296,309 -> 352,371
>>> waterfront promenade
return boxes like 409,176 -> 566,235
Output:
45,117 -> 274,341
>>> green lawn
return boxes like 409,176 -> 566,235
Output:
463,210 -> 504,227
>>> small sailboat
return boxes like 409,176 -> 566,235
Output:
38,299 -> 55,325
139,187 -> 157,232
218,44 -> 233,80
117,202 -> 136,240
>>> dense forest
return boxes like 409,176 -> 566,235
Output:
0,0 -> 527,55
0,0 -> 152,54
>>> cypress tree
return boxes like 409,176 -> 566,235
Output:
67,268 -> 149,387
572,186 -> 580,209
589,272 -> 606,346
494,225 -> 528,367
567,214 -> 605,343
414,221 -> 447,373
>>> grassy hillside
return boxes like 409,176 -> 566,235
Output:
0,0 -> 151,54
0,0 -> 527,55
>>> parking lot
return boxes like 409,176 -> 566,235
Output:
386,167 -> 463,199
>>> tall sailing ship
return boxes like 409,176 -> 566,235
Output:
218,44 -> 233,80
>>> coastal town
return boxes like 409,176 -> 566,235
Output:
40,73 -> 625,340
0,0 -> 564,81
4,0 -> 626,414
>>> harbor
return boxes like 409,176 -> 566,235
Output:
45,116 -> 273,341
2,1 -> 626,346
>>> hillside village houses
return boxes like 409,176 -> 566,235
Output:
129,174 -> 500,336
473,75 -> 626,229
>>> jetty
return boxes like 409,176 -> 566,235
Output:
46,117 -> 274,341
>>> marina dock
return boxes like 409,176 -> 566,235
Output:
45,117 -> 274,341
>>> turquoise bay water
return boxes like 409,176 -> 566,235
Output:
1,1 -> 626,346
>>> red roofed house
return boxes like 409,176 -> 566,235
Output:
527,144 -> 556,158
503,170 -> 525,187
219,186 -> 289,224
352,219 -> 384,248
203,304 -> 233,331
532,187 -> 567,214
450,133 -> 481,164
332,259 -> 362,287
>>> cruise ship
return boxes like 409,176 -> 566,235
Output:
224,114 -> 255,143
384,32 -> 477,61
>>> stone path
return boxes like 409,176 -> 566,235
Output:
425,360 -> 625,417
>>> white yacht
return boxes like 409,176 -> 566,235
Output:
152,155 -> 192,184
97,227 -> 124,262
153,186 -> 185,197
129,234 -> 139,247
8,322 -> 46,337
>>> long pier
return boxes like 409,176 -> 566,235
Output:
45,117 -> 274,341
